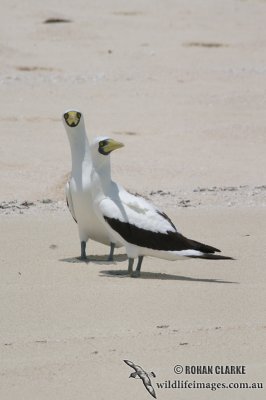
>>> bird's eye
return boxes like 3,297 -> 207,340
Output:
99,141 -> 104,147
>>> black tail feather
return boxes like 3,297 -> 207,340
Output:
188,254 -> 234,260
187,238 -> 221,254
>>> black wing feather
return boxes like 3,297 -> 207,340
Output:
104,217 -> 220,253
124,360 -> 143,372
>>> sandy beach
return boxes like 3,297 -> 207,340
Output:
1,1 -> 265,399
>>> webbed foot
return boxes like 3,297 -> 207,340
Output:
130,270 -> 141,278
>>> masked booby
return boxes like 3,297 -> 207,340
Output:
62,110 -> 123,260
90,137 -> 233,277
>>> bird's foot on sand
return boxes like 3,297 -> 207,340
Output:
77,255 -> 89,261
131,270 -> 141,278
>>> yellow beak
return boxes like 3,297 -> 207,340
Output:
103,139 -> 124,153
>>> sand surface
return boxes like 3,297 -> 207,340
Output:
1,1 -> 265,399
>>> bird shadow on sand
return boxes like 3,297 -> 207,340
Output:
100,269 -> 238,284
60,253 -> 128,265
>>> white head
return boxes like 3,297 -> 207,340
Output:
62,109 -> 87,143
90,136 -> 124,172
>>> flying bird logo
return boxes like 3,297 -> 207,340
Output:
124,359 -> 157,398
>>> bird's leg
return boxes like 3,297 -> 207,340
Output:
128,258 -> 134,275
108,242 -> 115,261
79,241 -> 87,260
131,256 -> 144,278
136,256 -> 144,274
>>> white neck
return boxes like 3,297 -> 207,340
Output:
65,121 -> 92,178
95,158 -> 112,189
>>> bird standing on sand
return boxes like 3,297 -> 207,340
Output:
89,136 -> 233,276
62,110 -> 123,260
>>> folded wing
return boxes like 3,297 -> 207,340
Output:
65,180 -> 77,223
97,186 -> 220,254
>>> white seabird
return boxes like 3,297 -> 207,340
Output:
90,136 -> 233,277
62,110 -> 123,260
